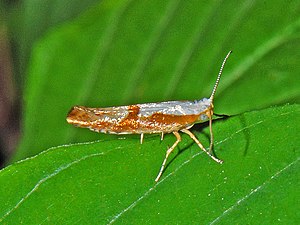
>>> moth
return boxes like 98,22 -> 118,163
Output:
67,51 -> 232,182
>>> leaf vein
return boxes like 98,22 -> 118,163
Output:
208,157 -> 300,224
0,152 -> 106,222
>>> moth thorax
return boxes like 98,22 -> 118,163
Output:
196,98 -> 212,121
197,98 -> 212,110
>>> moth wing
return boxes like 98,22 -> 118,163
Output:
138,100 -> 201,116
67,105 -> 129,124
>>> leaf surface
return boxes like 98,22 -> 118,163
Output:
1,105 -> 299,224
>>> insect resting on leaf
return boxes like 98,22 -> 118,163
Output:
67,51 -> 232,182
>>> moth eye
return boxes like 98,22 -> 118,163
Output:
200,114 -> 208,121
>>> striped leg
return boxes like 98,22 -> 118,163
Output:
140,133 -> 144,144
181,129 -> 223,164
155,131 -> 181,182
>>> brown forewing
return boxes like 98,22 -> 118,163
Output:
67,105 -> 201,134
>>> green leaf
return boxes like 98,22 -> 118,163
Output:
1,105 -> 299,224
9,0 -> 99,84
14,1 -> 300,165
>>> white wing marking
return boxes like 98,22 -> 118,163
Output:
138,98 -> 211,116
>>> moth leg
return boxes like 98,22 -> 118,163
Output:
181,129 -> 223,164
208,112 -> 214,154
160,132 -> 164,140
140,133 -> 144,144
155,131 -> 181,182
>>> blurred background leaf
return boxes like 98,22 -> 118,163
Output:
0,105 -> 299,224
6,0 -> 299,162
0,0 -> 100,163
4,0 -> 100,85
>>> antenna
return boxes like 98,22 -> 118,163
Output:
210,50 -> 232,101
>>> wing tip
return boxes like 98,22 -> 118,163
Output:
66,106 -> 89,124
